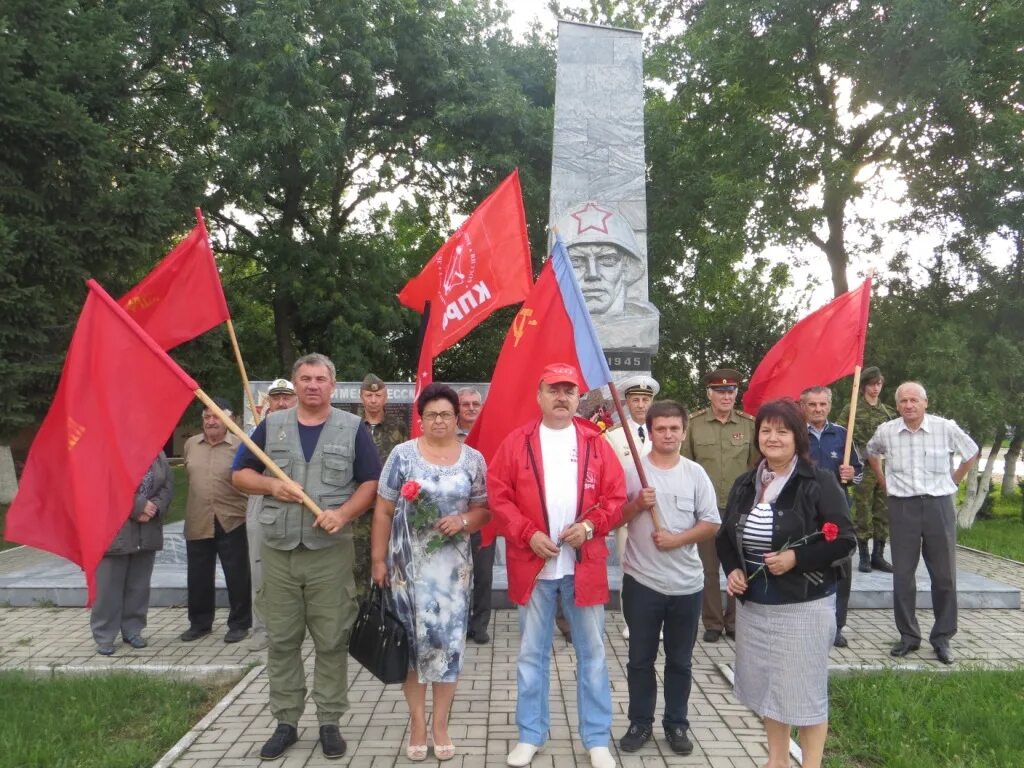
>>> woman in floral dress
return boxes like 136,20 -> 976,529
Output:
371,383 -> 489,762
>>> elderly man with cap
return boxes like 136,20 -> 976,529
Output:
839,366 -> 897,573
359,373 -> 409,464
682,368 -> 756,643
489,363 -> 626,768
866,382 -> 979,665
244,378 -> 297,651
180,397 -> 252,644
605,374 -> 659,639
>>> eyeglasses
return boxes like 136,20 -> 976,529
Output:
422,411 -> 456,422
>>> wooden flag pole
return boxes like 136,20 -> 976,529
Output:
225,318 -> 260,424
194,387 -> 324,518
608,380 -> 662,530
841,365 -> 862,482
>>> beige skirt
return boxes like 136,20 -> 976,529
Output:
733,594 -> 835,726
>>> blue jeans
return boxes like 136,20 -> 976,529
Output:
516,576 -> 612,749
622,574 -> 701,731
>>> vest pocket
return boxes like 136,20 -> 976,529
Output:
258,502 -> 288,541
322,447 -> 354,487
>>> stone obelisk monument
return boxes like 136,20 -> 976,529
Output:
549,20 -> 659,370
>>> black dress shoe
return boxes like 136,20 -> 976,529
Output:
703,629 -> 722,643
934,644 -> 955,665
472,630 -> 490,644
890,641 -> 920,658
665,726 -> 694,755
725,629 -> 736,639
619,723 -> 652,752
319,724 -> 347,759
260,723 -> 298,760
224,627 -> 248,644
833,630 -> 848,648
179,627 -> 212,642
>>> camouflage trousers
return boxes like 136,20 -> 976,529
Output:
852,470 -> 889,542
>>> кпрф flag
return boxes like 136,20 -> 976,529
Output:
742,277 -> 872,415
466,235 -> 613,544
118,209 -> 230,350
4,280 -> 199,604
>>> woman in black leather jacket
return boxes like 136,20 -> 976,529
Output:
716,399 -> 855,768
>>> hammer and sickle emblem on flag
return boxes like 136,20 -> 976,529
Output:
511,308 -> 538,348
67,416 -> 86,450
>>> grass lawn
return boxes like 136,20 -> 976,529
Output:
958,483 -> 1024,561
826,669 -> 1024,768
0,671 -> 236,768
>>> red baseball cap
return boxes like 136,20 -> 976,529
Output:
539,362 -> 584,390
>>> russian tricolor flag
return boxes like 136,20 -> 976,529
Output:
468,236 -> 613,543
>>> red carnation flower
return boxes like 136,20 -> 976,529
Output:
822,522 -> 839,542
400,481 -> 421,501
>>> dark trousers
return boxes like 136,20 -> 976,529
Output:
698,530 -> 735,632
835,557 -> 852,630
186,518 -> 252,632
888,495 -> 958,645
469,532 -> 495,636
622,574 -> 702,731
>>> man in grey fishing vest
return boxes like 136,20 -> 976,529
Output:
232,353 -> 381,760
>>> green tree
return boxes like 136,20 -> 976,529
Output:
654,0 -> 1023,297
0,0 -> 210,439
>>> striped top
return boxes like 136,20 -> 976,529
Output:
742,502 -> 774,573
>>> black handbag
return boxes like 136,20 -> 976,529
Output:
348,584 -> 409,684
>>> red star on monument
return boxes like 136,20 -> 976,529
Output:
570,202 -> 613,236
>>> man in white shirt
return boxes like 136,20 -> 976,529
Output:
618,400 -> 719,756
866,381 -> 979,665
605,374 -> 658,639
489,363 -> 626,768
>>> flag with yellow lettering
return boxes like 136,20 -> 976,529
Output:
4,280 -> 198,604
118,209 -> 229,350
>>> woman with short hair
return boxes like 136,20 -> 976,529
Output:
716,398 -> 855,768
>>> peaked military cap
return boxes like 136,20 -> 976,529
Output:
704,368 -> 742,388
619,374 -> 660,398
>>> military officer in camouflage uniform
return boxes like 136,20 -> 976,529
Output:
682,368 -> 756,642
232,353 -> 382,760
355,374 -> 408,593
838,366 -> 896,573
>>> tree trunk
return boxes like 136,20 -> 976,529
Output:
0,444 -> 16,504
958,430 -> 1005,528
272,289 -> 297,371
1002,426 -> 1022,497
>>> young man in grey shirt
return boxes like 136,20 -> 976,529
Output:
618,400 -> 720,756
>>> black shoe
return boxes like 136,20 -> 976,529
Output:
179,627 -> 211,642
890,641 -> 920,658
618,723 -> 652,752
260,723 -> 297,760
934,644 -> 955,665
224,627 -> 248,644
96,644 -> 115,656
123,634 -> 147,649
319,724 -> 347,759
725,628 -> 736,639
703,629 -> 722,643
857,541 -> 871,573
665,726 -> 694,755
833,630 -> 848,648
472,630 -> 490,644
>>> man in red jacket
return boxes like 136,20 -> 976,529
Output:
489,363 -> 626,768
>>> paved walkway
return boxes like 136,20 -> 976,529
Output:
1,547 -> 1023,767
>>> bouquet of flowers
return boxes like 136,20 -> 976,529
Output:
400,480 -> 452,554
747,522 -> 840,583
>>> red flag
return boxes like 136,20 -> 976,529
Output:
398,170 -> 532,357
742,277 -> 872,414
4,280 -> 199,604
118,209 -> 230,350
467,237 -> 613,543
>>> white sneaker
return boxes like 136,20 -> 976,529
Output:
507,742 -> 539,767
589,746 -> 616,768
